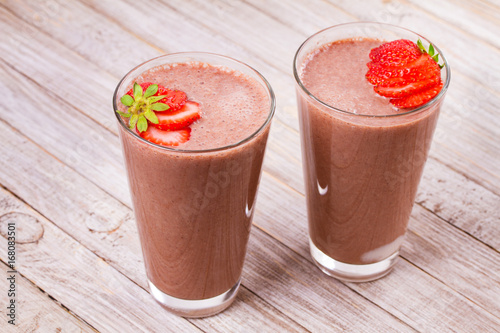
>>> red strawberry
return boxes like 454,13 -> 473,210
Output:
366,39 -> 443,108
369,39 -> 421,66
374,76 -> 440,98
117,82 -> 200,145
139,126 -> 191,147
153,101 -> 201,131
390,82 -> 443,109
157,86 -> 187,112
366,54 -> 441,87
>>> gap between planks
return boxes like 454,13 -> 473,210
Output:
400,252 -> 500,321
0,256 -> 99,332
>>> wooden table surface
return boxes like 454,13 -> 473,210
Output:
1,0 -> 499,332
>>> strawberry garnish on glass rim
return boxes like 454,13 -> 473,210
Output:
366,39 -> 445,109
116,82 -> 200,146
154,101 -> 201,131
139,126 -> 191,147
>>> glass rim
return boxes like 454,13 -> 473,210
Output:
293,21 -> 451,118
113,52 -> 276,153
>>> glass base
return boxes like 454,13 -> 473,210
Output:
149,279 -> 240,318
309,238 -> 399,282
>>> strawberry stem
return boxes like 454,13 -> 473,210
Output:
417,39 -> 444,69
115,82 -> 169,132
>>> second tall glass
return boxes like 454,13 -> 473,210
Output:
294,22 -> 450,282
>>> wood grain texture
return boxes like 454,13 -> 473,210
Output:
254,173 -> 500,331
0,0 -> 499,331
417,157 -> 500,251
0,187 -> 201,332
0,263 -> 95,333
405,0 -> 500,48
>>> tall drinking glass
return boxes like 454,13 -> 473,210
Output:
294,22 -> 450,282
114,53 -> 275,317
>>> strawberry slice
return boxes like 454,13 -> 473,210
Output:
390,82 -> 443,109
139,126 -> 191,147
369,39 -> 421,66
157,87 -> 187,112
118,82 -> 200,145
374,76 -> 440,98
366,54 -> 441,87
153,101 -> 201,131
366,39 -> 443,109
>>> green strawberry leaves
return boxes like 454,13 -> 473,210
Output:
115,82 -> 170,132
150,103 -> 170,111
417,39 -> 444,69
120,94 -> 134,106
143,109 -> 159,124
137,114 -> 148,132
144,84 -> 158,98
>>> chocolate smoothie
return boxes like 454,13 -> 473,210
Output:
115,55 -> 274,314
296,38 -> 445,269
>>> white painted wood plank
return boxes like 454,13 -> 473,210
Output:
403,205 -> 500,317
0,4 -> 120,133
406,0 -> 500,48
417,157 -> 500,250
0,61 -> 148,287
190,287 -> 309,333
0,58 -> 131,208
0,0 -> 160,79
243,227 -> 417,332
0,263 -> 95,332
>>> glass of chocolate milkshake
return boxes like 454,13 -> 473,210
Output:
113,53 -> 275,317
294,22 -> 450,282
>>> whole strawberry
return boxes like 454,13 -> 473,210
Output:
366,39 -> 444,109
